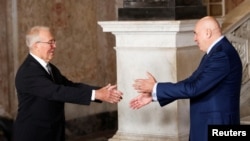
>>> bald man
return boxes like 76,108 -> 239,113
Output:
130,16 -> 243,141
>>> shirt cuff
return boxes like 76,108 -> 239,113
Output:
91,90 -> 95,101
152,83 -> 158,101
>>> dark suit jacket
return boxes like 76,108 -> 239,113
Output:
13,54 -> 100,141
156,37 -> 242,141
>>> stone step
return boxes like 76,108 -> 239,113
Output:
241,116 -> 250,125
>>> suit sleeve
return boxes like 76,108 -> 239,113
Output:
157,52 -> 230,106
15,63 -> 97,105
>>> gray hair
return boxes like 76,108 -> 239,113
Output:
26,26 -> 50,48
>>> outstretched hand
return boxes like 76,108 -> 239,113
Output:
130,93 -> 152,109
95,84 -> 123,104
130,72 -> 156,109
133,72 -> 157,93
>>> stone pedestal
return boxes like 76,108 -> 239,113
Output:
119,0 -> 207,20
98,20 -> 202,141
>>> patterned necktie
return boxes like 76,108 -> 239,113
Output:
46,64 -> 55,81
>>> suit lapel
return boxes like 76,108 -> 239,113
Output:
199,53 -> 208,68
27,54 -> 55,81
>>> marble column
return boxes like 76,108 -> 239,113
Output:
98,20 -> 202,141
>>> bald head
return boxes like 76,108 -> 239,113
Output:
197,16 -> 221,34
194,16 -> 222,52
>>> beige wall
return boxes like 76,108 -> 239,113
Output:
203,0 -> 244,16
0,0 -> 123,120
177,47 -> 204,81
225,0 -> 245,14
0,0 -> 11,118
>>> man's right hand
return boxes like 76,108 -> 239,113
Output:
95,84 -> 123,104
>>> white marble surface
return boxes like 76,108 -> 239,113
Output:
99,20 -> 197,47
99,20 -> 199,141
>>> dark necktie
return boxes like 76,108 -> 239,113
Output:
46,64 -> 55,81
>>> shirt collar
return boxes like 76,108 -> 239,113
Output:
29,52 -> 48,70
206,35 -> 224,54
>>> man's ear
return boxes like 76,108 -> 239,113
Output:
206,28 -> 212,38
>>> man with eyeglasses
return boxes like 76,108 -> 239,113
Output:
12,26 -> 123,141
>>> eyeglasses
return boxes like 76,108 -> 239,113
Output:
36,39 -> 56,45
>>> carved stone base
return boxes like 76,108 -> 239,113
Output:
118,6 -> 207,20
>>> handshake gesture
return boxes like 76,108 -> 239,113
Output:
94,72 -> 156,107
130,72 -> 157,109
95,84 -> 123,104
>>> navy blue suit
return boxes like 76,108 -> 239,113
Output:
13,54 -> 99,141
156,37 -> 242,141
